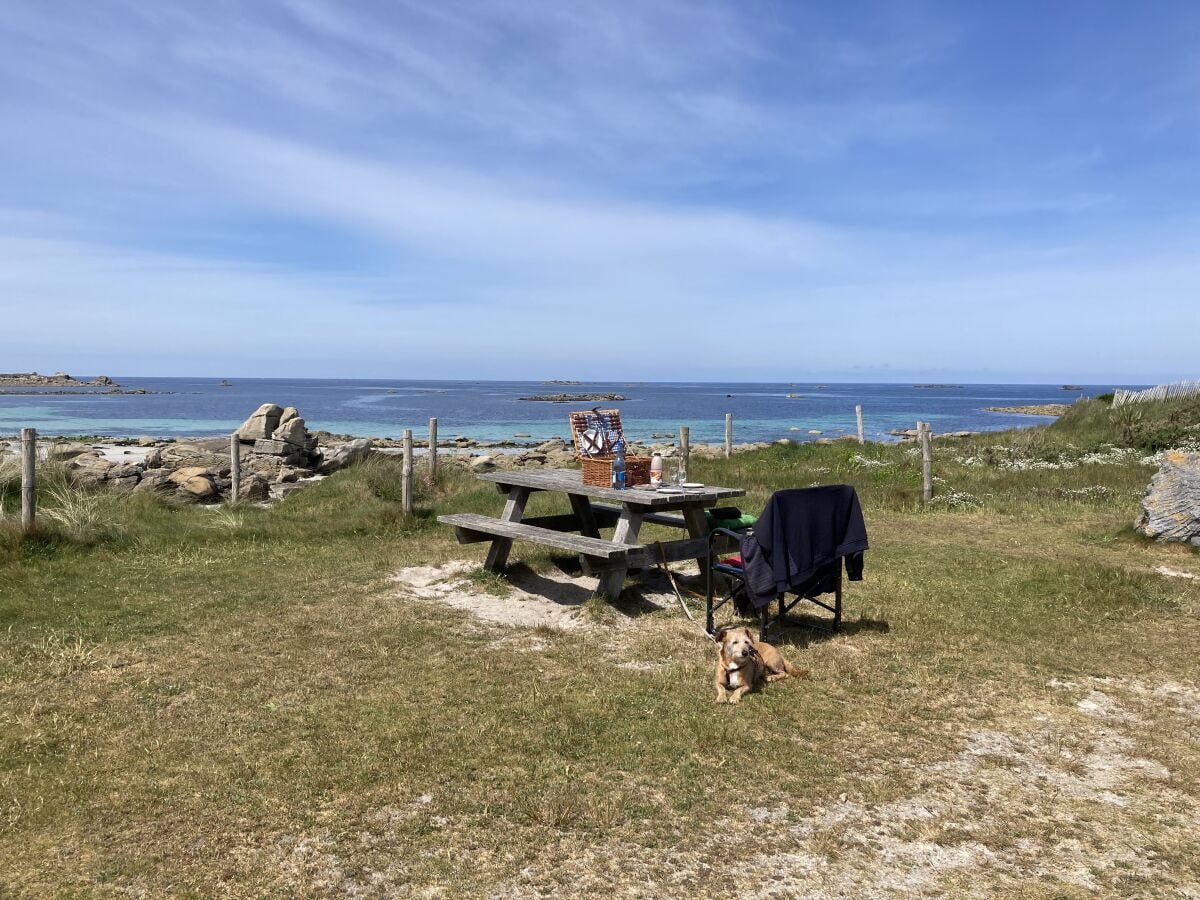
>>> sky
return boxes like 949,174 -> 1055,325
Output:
1,0 -> 1197,383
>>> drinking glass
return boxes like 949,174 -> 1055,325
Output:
673,458 -> 687,488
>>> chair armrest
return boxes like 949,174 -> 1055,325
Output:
708,526 -> 749,554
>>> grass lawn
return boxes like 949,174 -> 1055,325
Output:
1,416 -> 1198,896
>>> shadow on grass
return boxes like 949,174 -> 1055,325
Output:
762,613 -> 891,649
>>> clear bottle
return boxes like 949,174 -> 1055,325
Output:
611,439 -> 627,490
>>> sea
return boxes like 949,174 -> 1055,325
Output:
0,379 -> 1127,445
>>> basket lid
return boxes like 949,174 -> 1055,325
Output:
568,409 -> 624,458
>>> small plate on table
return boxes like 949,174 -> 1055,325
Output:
682,482 -> 705,488
658,486 -> 685,494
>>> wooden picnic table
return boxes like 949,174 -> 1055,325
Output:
438,468 -> 745,600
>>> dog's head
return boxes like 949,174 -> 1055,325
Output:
715,626 -> 757,666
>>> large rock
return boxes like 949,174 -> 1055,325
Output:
168,465 -> 213,486
178,473 -> 218,500
246,455 -> 285,477
318,438 -> 373,474
253,438 -> 311,464
1136,451 -> 1200,546
469,454 -> 497,472
68,454 -> 114,483
109,475 -> 140,493
48,442 -> 90,461
238,474 -> 270,502
235,403 -> 284,441
108,462 -> 143,480
132,470 -> 174,494
272,416 -> 309,447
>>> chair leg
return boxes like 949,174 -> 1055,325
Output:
834,567 -> 843,632
759,603 -> 768,642
705,555 -> 712,636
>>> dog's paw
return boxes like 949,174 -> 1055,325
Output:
728,694 -> 742,704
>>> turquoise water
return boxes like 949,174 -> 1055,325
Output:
0,379 -> 1122,444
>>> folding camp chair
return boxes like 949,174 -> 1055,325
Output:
705,485 -> 866,641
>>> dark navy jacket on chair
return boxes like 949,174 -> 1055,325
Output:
739,485 -> 869,608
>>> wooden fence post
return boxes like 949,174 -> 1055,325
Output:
856,405 -> 865,444
918,422 -> 933,501
230,433 -> 241,503
402,428 -> 414,515
679,425 -> 690,477
428,417 -> 438,480
21,427 -> 37,534
724,413 -> 733,458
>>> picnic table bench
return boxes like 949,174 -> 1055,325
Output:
438,468 -> 745,599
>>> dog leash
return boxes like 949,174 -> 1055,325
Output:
652,542 -> 721,642
654,541 -> 695,621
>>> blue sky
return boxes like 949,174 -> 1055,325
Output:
1,1 -> 1197,383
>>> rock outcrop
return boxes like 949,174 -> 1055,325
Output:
53,405 -> 329,504
319,438 -> 373,474
1136,451 -> 1200,546
237,403 -> 319,467
0,371 -> 120,387
235,404 -> 284,441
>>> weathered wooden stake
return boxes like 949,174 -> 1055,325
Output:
679,425 -> 690,477
20,427 -> 37,533
229,433 -> 241,503
724,413 -> 733,458
428,417 -> 438,480
855,405 -> 865,444
402,428 -> 414,515
918,422 -> 934,501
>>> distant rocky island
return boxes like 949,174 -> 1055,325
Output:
542,380 -> 583,385
1,371 -> 119,387
984,404 -> 1071,416
914,384 -> 965,389
0,371 -> 161,395
519,392 -> 627,402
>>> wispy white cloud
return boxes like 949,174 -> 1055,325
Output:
2,0 -> 1198,380
146,118 -> 838,272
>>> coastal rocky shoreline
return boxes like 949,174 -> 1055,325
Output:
0,372 -> 163,395
0,396 -> 1007,505
984,404 -> 1071,416
1,398 -> 879,505
0,371 -> 119,387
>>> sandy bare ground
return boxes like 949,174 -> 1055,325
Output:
391,560 -> 691,631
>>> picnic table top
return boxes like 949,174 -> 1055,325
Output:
476,467 -> 745,507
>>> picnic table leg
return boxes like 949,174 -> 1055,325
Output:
483,485 -> 530,573
681,503 -> 711,573
568,493 -> 600,538
597,506 -> 644,600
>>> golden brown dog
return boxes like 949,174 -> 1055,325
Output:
713,626 -> 805,704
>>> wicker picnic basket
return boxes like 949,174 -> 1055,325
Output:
568,409 -> 651,488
